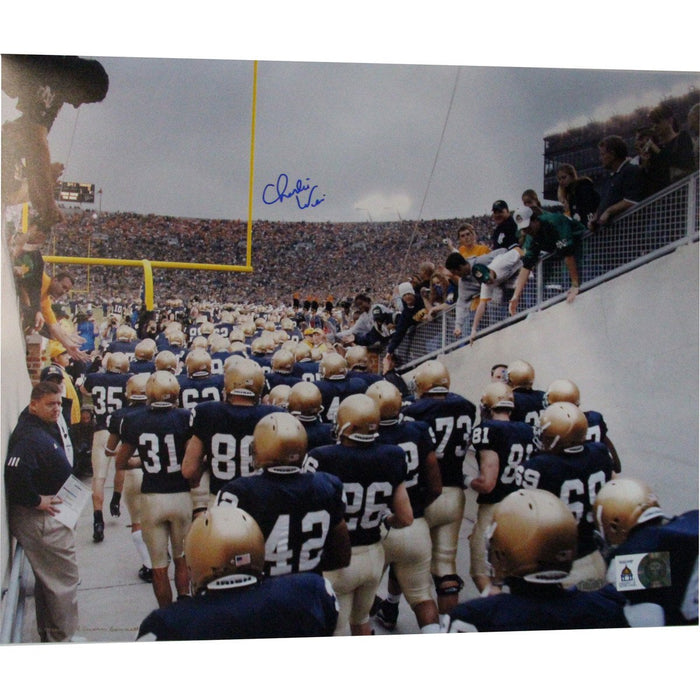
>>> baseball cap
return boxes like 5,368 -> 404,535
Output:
398,282 -> 415,297
513,206 -> 534,230
492,200 -> 509,212
40,364 -> 64,383
472,263 -> 492,283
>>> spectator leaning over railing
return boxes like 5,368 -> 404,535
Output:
508,206 -> 586,314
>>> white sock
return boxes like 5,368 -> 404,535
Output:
132,529 -> 152,568
420,623 -> 442,633
386,592 -> 401,605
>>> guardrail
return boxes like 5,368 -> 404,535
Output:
0,544 -> 28,644
393,171 -> 699,371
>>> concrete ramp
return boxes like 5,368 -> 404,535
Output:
436,241 -> 699,515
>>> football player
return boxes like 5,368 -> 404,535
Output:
313,352 -> 367,423
291,342 -> 321,382
520,401 -> 616,591
366,381 -> 443,633
181,357 -> 285,509
544,378 -> 622,474
304,394 -> 413,635
137,504 -> 340,640
344,345 -> 383,388
448,489 -> 631,632
81,351 -> 132,542
402,359 -> 476,613
505,359 -> 545,426
177,347 -> 224,409
115,371 -> 193,608
594,478 -> 698,626
207,331 -> 232,375
106,324 -> 138,360
263,348 -> 303,397
129,338 -> 157,374
467,382 -> 536,594
217,412 -> 351,577
287,381 -> 334,449
104,372 -> 153,582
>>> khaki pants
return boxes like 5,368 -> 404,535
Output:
9,505 -> 80,642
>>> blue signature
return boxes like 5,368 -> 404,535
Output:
262,173 -> 326,210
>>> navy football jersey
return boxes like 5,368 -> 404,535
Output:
218,470 -> 346,577
523,442 -> 615,555
137,573 -> 339,641
511,388 -> 545,426
605,510 -> 698,626
106,402 -> 147,439
264,372 -> 303,395
190,402 -> 285,493
251,355 -> 273,374
106,339 -> 138,360
129,359 -> 156,374
314,377 -> 369,423
402,392 -> 476,487
177,374 -> 224,409
83,371 -> 132,430
305,442 -> 407,546
291,360 -> 321,382
209,351 -> 231,375
470,419 -> 536,505
584,410 -> 608,443
375,417 -> 437,518
119,406 -> 192,494
300,418 -> 334,450
347,369 -> 384,388
449,582 -> 629,632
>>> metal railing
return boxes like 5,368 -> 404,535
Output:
0,544 -> 28,644
394,171 -> 699,371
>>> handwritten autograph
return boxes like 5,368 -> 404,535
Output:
262,174 -> 326,210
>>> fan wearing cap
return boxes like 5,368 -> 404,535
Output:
508,205 -> 587,314
447,489 -> 631,632
384,281 -> 426,363
136,504 -> 340,641
490,199 -> 519,251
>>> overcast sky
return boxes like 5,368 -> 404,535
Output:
2,7 -> 698,224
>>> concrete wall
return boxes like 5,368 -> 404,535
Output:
416,241 -> 699,515
1,244 -> 34,591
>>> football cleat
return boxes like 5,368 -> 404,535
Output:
375,599 -> 399,630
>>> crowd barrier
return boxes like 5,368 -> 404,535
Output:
393,172 -> 699,371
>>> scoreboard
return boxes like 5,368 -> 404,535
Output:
55,181 -> 96,203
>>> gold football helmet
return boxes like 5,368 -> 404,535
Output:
186,348 -> 212,377
334,394 -> 380,443
253,412 -> 308,470
208,332 -> 229,353
134,338 -> 156,361
594,478 -> 664,546
413,359 -> 450,397
185,504 -> 265,594
366,380 -> 403,421
229,327 -> 246,343
116,324 -> 136,342
288,382 -> 323,419
166,329 -> 186,348
294,344 -> 312,362
105,351 -> 129,374
125,373 -> 150,403
199,321 -> 215,337
345,345 -> 369,370
190,335 -> 209,350
146,370 -> 180,407
536,401 -> 588,452
267,383 -> 292,409
271,348 -> 295,374
544,379 -> 580,407
505,360 -> 535,389
224,358 -> 264,400
480,381 -> 515,411
319,352 -> 348,380
487,489 -> 578,583
250,337 -> 268,356
154,350 -> 178,373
